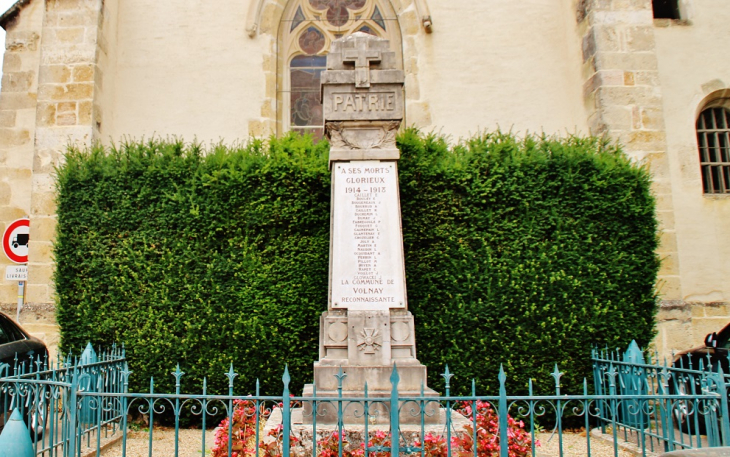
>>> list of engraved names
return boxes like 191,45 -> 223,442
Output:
331,161 -> 406,310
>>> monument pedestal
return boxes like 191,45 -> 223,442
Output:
300,384 -> 440,425
306,309 -> 438,425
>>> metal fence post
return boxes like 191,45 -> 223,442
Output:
67,365 -> 79,457
552,365 -> 564,457
173,365 -> 185,457
283,366 -> 291,457
79,343 -> 98,428
621,341 -> 648,429
225,364 -> 237,457
120,364 -> 132,457
390,363 -> 400,457
498,365 -> 508,457
713,367 -> 730,446
335,367 -> 346,457
658,366 -> 675,453
441,366 -> 453,457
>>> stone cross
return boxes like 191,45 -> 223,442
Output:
343,47 -> 381,88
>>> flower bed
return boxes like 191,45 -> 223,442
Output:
212,400 -> 536,457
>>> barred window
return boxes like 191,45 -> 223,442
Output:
697,107 -> 730,194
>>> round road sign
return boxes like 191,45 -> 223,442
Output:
2,218 -> 30,264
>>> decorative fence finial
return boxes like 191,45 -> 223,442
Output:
0,409 -> 34,457
225,364 -> 238,389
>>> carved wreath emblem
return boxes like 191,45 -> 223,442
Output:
326,121 -> 399,150
357,327 -> 382,354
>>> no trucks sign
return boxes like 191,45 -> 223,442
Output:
2,218 -> 30,264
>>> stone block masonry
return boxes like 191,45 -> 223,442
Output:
0,1 -> 43,311
0,0 -> 105,361
579,0 -> 700,359
29,0 -> 103,315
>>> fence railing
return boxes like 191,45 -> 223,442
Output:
2,343 -> 730,457
0,343 -> 126,456
592,341 -> 730,453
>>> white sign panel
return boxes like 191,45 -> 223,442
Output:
5,265 -> 28,281
331,161 -> 406,310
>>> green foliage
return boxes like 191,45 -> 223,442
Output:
55,135 -> 331,394
54,130 -> 658,396
398,130 -> 659,394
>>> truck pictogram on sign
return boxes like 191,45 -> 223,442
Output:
12,233 -> 29,249
2,218 -> 30,264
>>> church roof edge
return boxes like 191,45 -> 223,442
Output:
0,0 -> 32,30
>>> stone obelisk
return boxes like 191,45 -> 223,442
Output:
302,32 -> 436,425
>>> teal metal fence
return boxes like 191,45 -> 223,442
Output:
1,343 -> 729,457
0,344 -> 126,456
592,341 -> 730,454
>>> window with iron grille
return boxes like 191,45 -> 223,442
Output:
697,107 -> 730,194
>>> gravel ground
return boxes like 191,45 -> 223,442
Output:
536,431 -> 639,457
97,428 -> 215,457
96,428 -> 641,457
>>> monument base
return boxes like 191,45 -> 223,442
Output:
310,308 -> 439,424
313,361 -> 429,392
301,382 -> 441,425
261,406 -> 471,457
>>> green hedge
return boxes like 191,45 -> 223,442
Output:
398,131 -> 658,394
55,131 -> 658,396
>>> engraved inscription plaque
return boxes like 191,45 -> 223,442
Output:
331,161 -> 406,310
323,89 -> 404,121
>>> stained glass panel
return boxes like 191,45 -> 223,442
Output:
290,55 -> 325,130
290,68 -> 323,90
290,56 -> 327,68
308,0 -> 368,27
347,0 -> 367,9
291,91 -> 323,127
371,6 -> 385,30
309,0 -> 329,10
327,4 -> 349,27
299,26 -> 326,55
358,25 -> 375,36
293,127 -> 325,141
286,0 -> 398,138
291,6 -> 306,32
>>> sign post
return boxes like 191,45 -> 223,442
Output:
3,218 -> 30,321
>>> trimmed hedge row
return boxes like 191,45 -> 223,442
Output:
398,131 -> 658,394
55,131 -> 658,396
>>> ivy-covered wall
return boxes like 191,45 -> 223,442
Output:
54,131 -> 658,395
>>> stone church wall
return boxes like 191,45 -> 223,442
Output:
0,0 -> 51,353
653,1 -> 730,354
99,0 -> 268,142
422,0 -> 588,138
100,0 -> 588,143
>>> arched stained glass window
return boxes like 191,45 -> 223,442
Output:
279,0 -> 402,139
